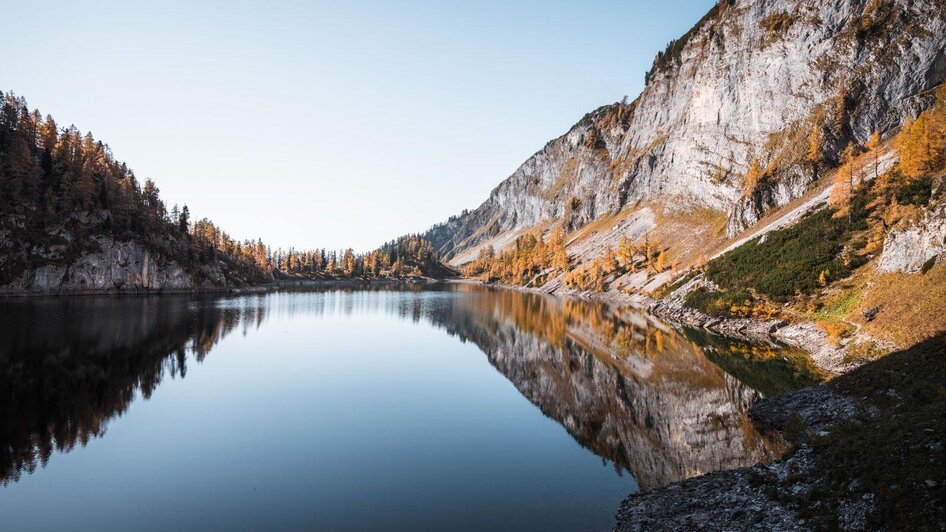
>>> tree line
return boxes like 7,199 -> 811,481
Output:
0,92 -> 446,286
462,226 -> 671,291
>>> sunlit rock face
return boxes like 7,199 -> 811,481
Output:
430,288 -> 812,491
878,197 -> 946,273
427,0 -> 946,260
1,236 -> 222,294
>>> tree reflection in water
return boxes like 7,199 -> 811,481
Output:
0,284 -> 821,490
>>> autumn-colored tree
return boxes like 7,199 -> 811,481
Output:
895,115 -> 936,180
600,246 -> 619,274
654,250 -> 668,273
834,85 -> 848,133
865,130 -> 881,181
743,158 -> 763,197
616,234 -> 635,269
806,126 -> 824,167
549,228 -> 570,271
830,143 -> 857,222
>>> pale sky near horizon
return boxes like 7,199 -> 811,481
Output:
3,0 -> 716,252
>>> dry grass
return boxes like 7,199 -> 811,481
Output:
652,203 -> 729,267
817,320 -> 855,346
566,209 -> 636,245
856,264 -> 946,348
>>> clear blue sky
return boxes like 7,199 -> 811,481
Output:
3,0 -> 715,251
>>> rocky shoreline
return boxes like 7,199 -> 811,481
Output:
612,332 -> 946,532
449,278 -> 931,530
0,283 -> 277,297
0,276 -> 442,297
458,277 -> 857,375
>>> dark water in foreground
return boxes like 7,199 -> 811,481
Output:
0,284 -> 822,531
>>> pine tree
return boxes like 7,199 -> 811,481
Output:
179,205 -> 190,233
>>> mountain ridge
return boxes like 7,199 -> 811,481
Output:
423,0 -> 946,273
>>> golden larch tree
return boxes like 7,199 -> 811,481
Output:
830,143 -> 857,222
866,130 -> 881,181
743,158 -> 763,197
807,126 -> 824,166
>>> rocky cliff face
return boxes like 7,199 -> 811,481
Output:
0,236 -> 225,294
878,195 -> 946,272
427,0 -> 946,265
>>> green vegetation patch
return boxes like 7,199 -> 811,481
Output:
704,207 -> 868,302
685,327 -> 825,397
810,285 -> 862,322
684,287 -> 754,317
895,175 -> 934,206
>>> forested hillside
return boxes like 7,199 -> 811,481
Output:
0,93 -> 449,293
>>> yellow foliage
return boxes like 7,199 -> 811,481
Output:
829,143 -> 857,220
617,234 -> 636,268
807,127 -> 824,164
819,320 -> 854,346
654,250 -> 667,272
743,158 -> 763,197
894,88 -> 945,180
866,130 -> 881,181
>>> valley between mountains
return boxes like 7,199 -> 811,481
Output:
2,0 -> 946,529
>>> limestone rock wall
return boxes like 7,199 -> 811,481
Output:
878,197 -> 946,273
427,0 -> 946,262
2,236 -> 224,294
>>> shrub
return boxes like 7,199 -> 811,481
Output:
819,320 -> 854,346
761,12 -> 797,34
685,287 -> 754,317
843,341 -> 885,364
704,206 -> 867,301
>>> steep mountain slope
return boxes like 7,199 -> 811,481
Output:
426,0 -> 946,273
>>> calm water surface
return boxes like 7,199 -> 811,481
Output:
0,284 -> 822,531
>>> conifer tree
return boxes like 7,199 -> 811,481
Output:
654,250 -> 668,273
830,143 -> 856,222
179,205 -> 190,233
866,130 -> 881,181
807,126 -> 824,178
617,234 -> 635,268
743,158 -> 763,197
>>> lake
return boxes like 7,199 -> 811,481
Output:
0,283 -> 822,531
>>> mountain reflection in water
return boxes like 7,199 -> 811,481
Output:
0,284 -> 821,493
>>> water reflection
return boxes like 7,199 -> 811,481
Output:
0,284 -> 821,491
0,295 -> 268,485
422,285 -> 820,490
